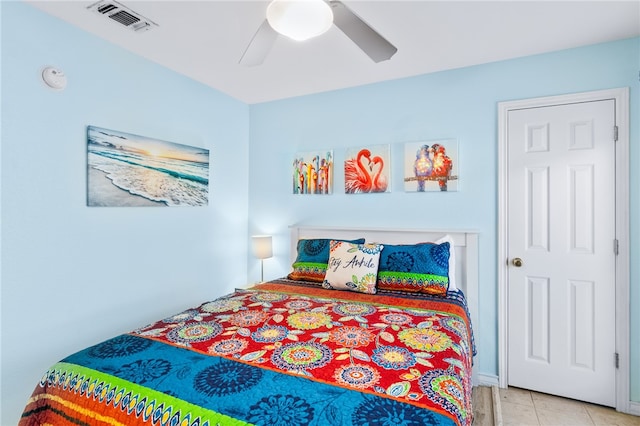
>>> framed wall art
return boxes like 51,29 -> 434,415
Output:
87,125 -> 210,207
344,144 -> 390,194
293,150 -> 334,194
403,139 -> 458,192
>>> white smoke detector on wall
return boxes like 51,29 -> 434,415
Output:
41,67 -> 67,90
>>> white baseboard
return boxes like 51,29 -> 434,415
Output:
476,373 -> 500,387
628,401 -> 640,416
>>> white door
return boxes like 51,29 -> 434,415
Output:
507,100 -> 617,406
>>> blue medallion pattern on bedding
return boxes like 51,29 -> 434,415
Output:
61,338 -> 452,425
20,279 -> 474,426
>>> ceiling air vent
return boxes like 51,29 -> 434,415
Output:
87,1 -> 158,33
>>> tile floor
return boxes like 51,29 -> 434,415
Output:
472,386 -> 496,425
499,387 -> 639,426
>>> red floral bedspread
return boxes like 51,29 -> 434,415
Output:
133,281 -> 475,425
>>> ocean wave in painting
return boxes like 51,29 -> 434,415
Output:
88,126 -> 209,207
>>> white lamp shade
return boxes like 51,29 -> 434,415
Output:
266,0 -> 334,41
252,235 -> 273,259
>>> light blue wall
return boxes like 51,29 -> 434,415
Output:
0,3 -> 249,424
248,37 -> 639,402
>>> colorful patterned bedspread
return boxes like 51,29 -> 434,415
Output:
20,280 -> 475,426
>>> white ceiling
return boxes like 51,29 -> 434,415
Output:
27,1 -> 640,104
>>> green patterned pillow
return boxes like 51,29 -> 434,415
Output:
288,238 -> 365,283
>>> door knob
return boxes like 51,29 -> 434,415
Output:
511,257 -> 523,267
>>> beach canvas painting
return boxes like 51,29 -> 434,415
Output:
344,144 -> 390,194
87,126 -> 210,206
403,139 -> 458,192
293,150 -> 333,194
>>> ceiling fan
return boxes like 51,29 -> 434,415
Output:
239,0 -> 397,66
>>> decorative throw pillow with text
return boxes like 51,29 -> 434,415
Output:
322,240 -> 384,294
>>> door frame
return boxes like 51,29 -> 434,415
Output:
497,88 -> 630,412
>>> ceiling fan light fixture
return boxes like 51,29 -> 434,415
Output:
266,0 -> 333,42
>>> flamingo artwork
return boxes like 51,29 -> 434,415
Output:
370,155 -> 388,192
344,149 -> 372,193
317,151 -> 334,194
323,151 -> 333,194
293,157 -> 305,194
344,146 -> 390,194
293,150 -> 334,195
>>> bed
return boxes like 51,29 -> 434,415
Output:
20,226 -> 478,426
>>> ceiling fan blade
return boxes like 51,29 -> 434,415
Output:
330,0 -> 397,63
239,19 -> 278,66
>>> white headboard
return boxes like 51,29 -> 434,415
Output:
289,225 -> 479,353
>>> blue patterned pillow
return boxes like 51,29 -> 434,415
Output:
288,238 -> 365,283
377,242 -> 450,296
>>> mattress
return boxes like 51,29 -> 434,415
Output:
20,278 -> 475,426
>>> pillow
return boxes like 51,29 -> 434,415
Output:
435,235 -> 456,290
377,241 -> 450,296
288,237 -> 365,283
322,241 -> 384,294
